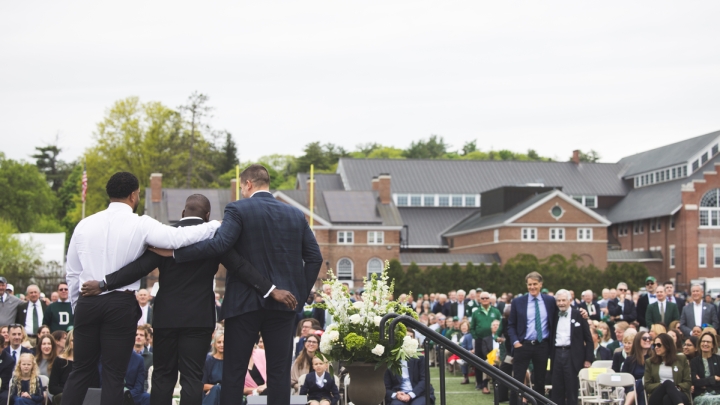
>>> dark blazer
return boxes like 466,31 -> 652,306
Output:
124,351 -> 147,405
680,302 -> 720,337
299,371 -> 340,405
384,357 -> 435,404
0,350 -> 13,395
508,293 -> 558,346
450,301 -> 466,319
14,300 -> 48,330
174,192 -> 323,318
48,358 -> 73,395
636,294 -> 653,327
2,345 -> 34,358
312,305 -> 328,329
611,351 -> 626,372
550,307 -> 593,372
433,302 -> 451,317
668,295 -> 686,311
607,298 -> 637,324
106,217 -> 273,328
645,300 -> 680,328
691,354 -> 720,397
579,301 -> 602,322
479,335 -> 496,361
496,301 -> 506,314
595,345 -> 612,361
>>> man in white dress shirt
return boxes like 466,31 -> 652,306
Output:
62,172 -> 222,405
680,284 -> 720,336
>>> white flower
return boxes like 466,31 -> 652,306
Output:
349,314 -> 362,324
320,339 -> 333,354
401,336 -> 419,357
352,301 -> 364,309
374,316 -> 383,327
327,330 -> 340,342
371,344 -> 385,356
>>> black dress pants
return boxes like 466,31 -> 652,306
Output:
648,380 -> 690,405
550,348 -> 579,405
510,340 -> 549,405
62,291 -> 141,405
221,309 -> 296,405
150,327 -> 214,405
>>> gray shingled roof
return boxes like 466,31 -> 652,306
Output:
296,173 -> 344,191
617,130 -> 720,177
607,153 -> 720,223
400,253 -> 500,266
337,158 -> 628,196
398,207 -> 479,247
278,189 -> 331,222
607,251 -> 663,262
278,189 -> 403,227
144,188 -> 232,223
444,191 -> 554,236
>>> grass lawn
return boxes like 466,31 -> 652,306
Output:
428,367 -> 499,405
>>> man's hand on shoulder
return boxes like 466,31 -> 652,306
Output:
148,247 -> 174,257
81,281 -> 102,297
269,289 -> 298,310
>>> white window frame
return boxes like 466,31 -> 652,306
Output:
670,215 -> 675,230
714,245 -> 720,268
409,195 -> 422,207
577,228 -> 593,241
367,231 -> 384,245
423,195 -> 435,207
670,245 -> 675,268
438,195 -> 450,207
367,258 -> 384,277
521,228 -> 537,241
699,244 -> 707,268
396,195 -> 408,206
549,228 -> 565,241
451,195 -> 464,207
337,258 -> 354,281
337,231 -> 354,244
572,195 -> 598,208
493,229 -> 499,243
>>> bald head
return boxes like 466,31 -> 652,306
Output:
183,194 -> 211,221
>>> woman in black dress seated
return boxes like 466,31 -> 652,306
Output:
202,333 -> 224,405
622,331 -> 652,405
48,330 -> 73,405
690,331 -> 720,405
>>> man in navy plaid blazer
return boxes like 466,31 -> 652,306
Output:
168,164 -> 323,405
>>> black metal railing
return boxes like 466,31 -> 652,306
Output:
380,314 -> 557,405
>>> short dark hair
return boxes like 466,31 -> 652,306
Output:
106,172 -> 139,199
58,282 -> 68,288
663,281 -> 674,287
240,164 -> 270,187
184,194 -> 211,216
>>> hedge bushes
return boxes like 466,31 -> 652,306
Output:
387,253 -> 649,296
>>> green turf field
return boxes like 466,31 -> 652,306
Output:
428,367 -> 499,405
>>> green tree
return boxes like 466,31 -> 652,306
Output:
403,135 -> 449,159
216,131 -> 239,175
462,140 -> 477,156
178,92 -> 214,188
31,144 -> 73,192
0,153 -> 60,232
296,142 -> 349,173
386,259 -> 406,293
571,150 -> 601,163
0,219 -> 41,291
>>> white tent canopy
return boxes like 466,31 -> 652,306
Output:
12,232 -> 66,265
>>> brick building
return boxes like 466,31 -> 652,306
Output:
145,129 -> 720,291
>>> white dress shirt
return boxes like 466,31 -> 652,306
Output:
555,310 -> 572,347
66,202 -> 220,307
138,304 -> 150,325
315,372 -> 325,388
694,301 -> 704,327
24,300 -> 44,334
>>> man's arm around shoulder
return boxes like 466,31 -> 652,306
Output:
174,206 -> 243,263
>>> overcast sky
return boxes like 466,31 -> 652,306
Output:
2,1 -> 720,165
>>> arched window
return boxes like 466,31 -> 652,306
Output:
367,258 -> 384,278
337,258 -> 353,282
700,189 -> 720,227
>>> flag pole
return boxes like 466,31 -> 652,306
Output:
309,164 -> 314,230
235,165 -> 240,201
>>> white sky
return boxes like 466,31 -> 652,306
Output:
2,1 -> 720,165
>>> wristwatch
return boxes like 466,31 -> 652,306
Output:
98,280 -> 108,292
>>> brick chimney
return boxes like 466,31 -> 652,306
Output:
150,173 -> 162,202
230,179 -> 237,201
371,176 -> 379,191
572,150 -> 580,165
307,178 -> 316,211
378,174 -> 391,204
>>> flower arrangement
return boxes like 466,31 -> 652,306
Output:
315,261 -> 420,376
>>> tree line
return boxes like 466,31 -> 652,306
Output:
385,253 -> 649,297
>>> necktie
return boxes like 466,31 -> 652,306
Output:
12,350 -> 16,361
535,298 -> 543,342
559,310 -> 568,317
1,295 -> 3,303
32,303 -> 39,334
660,301 -> 665,323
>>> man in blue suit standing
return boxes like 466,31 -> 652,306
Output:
158,164 -> 323,405
507,272 -> 557,405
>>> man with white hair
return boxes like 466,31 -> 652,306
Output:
550,289 -> 592,405
433,294 -> 451,317
451,289 -> 467,320
579,290 -> 601,321
607,282 -> 637,325
597,288 -> 611,309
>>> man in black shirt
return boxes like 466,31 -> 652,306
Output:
82,194 -> 296,405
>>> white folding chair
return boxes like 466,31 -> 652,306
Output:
584,373 -> 635,405
591,360 -> 613,369
578,368 -> 600,405
39,375 -> 50,405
